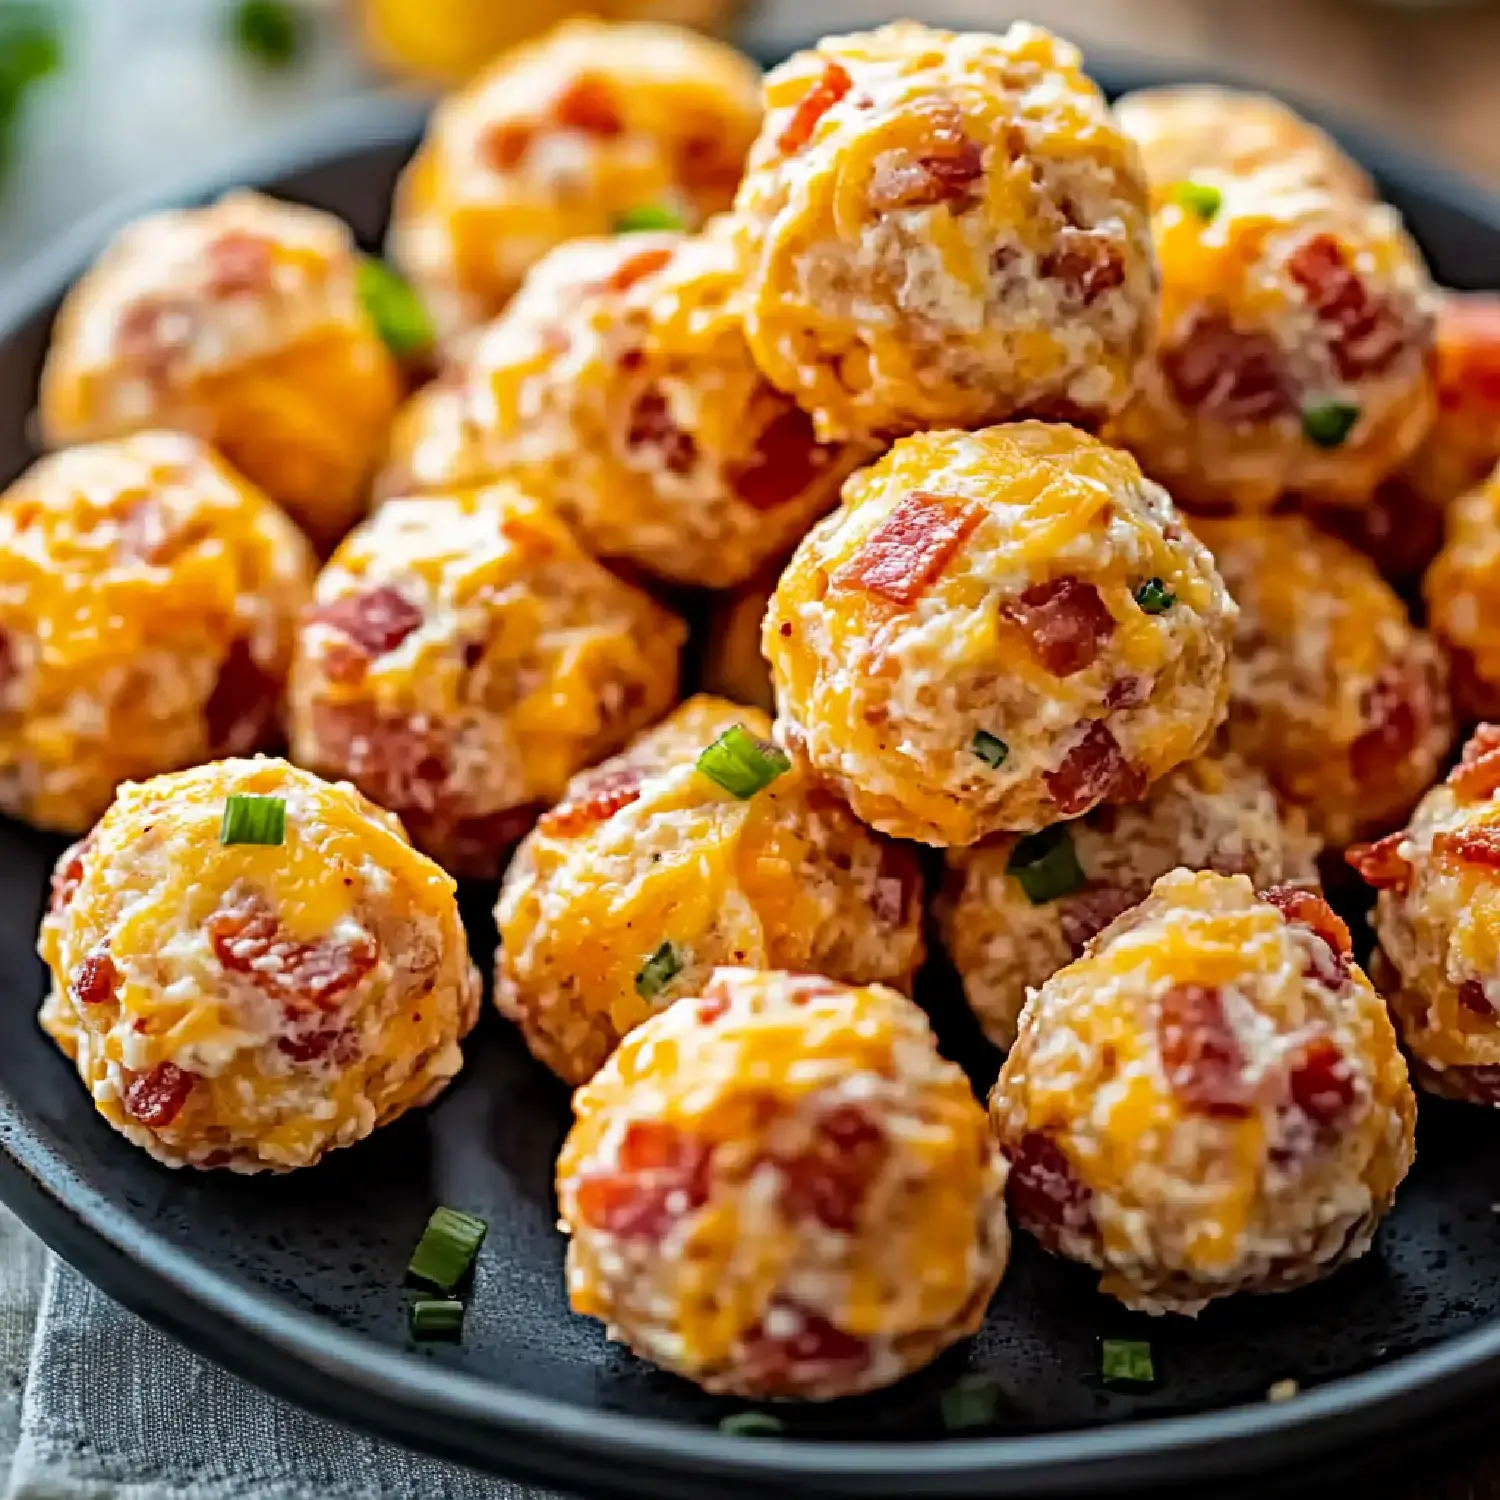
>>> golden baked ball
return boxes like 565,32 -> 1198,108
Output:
700,564 -> 778,714
938,749 -> 1321,1051
990,869 -> 1416,1314
387,19 -> 762,345
1425,461 -> 1500,720
495,695 -> 925,1085
288,483 -> 683,878
0,432 -> 314,834
765,424 -> 1236,846
38,758 -> 480,1172
1109,173 -> 1437,512
38,191 -> 401,552
381,229 -> 863,588
730,22 -> 1157,441
1197,512 -> 1452,847
557,968 -> 1009,1397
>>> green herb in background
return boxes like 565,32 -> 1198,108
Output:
613,203 -> 686,234
1101,1337 -> 1155,1387
939,1373 -> 1011,1431
230,0 -> 303,70
0,2 -> 63,187
357,257 -> 436,358
718,1411 -> 784,1437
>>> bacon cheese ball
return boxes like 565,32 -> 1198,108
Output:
990,869 -> 1416,1315
496,696 -> 924,1085
0,432 -> 314,835
37,758 -> 481,1172
1113,85 -> 1373,203
1195,513 -> 1452,847
730,22 -> 1157,442
387,19 -> 762,345
1108,170 -> 1437,513
939,749 -> 1321,1051
1352,727 -> 1500,1107
381,229 -> 862,588
1425,462 -> 1500,720
557,968 -> 1010,1398
38,191 -> 401,553
288,484 -> 682,879
701,565 -> 778,714
764,424 -> 1236,847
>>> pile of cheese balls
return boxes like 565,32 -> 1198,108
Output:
13,16 -> 1500,1401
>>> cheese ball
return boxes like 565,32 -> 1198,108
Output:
0,432 -> 314,835
1196,513 -> 1452,847
557,968 -> 1010,1398
37,758 -> 481,1172
1352,726 -> 1500,1106
730,22 -> 1157,441
1425,462 -> 1500,720
38,191 -> 401,552
287,484 -> 683,878
700,565 -> 778,714
387,19 -> 762,345
380,229 -> 863,588
938,750 -> 1321,1051
765,424 -> 1236,846
1109,172 -> 1437,513
990,869 -> 1416,1315
1114,85 -> 1373,203
495,695 -> 925,1085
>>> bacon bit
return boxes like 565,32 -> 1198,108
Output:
278,1027 -> 358,1065
538,766 -> 645,837
1433,825 -> 1500,870
1042,228 -> 1125,306
1346,832 -> 1413,894
204,638 -> 279,756
1045,721 -> 1146,817
115,296 -> 197,380
777,1105 -> 886,1234
308,702 -> 450,816
1435,294 -> 1500,413
1287,1036 -> 1358,1132
553,73 -> 625,136
1161,313 -> 1294,422
778,61 -> 852,154
311,585 -> 423,661
696,991 -> 730,1025
867,102 -> 984,212
1349,661 -> 1423,784
833,489 -> 981,607
479,119 -> 535,173
737,1304 -> 870,1394
72,951 -> 118,1007
1004,1132 -> 1094,1249
123,1062 -> 194,1130
1288,233 -> 1411,380
1003,577 -> 1116,678
574,1120 -> 713,1239
49,837 -> 91,915
1449,724 -> 1500,800
1156,983 -> 1253,1117
605,246 -> 673,293
207,888 -> 377,1011
205,231 -> 274,298
625,389 -> 698,475
728,406 -> 832,511
1058,884 -> 1139,955
1459,979 -> 1496,1018
0,628 -> 12,696
1105,676 -> 1150,710
1262,886 -> 1351,986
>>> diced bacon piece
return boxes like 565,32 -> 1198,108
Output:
1004,1131 -> 1094,1251
123,1062 -> 194,1129
833,489 -> 981,606
1346,832 -> 1413,894
1287,233 -> 1411,380
737,1304 -> 870,1394
311,585 -> 423,661
553,74 -> 625,136
1161,313 -> 1294,422
778,61 -> 852,154
278,1027 -> 359,1065
1434,294 -> 1500,413
1263,885 -> 1351,986
1449,724 -> 1500,800
1003,576 -> 1116,678
540,766 -> 646,837
0,627 -> 13,696
1042,228 -> 1125,306
776,1104 -> 886,1234
1105,675 -> 1150,710
1045,721 -> 1146,816
1433,825 -> 1500,870
73,951 -> 118,1007
728,406 -> 832,511
205,231 -> 274,298
1059,883 -> 1139,955
605,246 -> 673,293
49,837 -> 92,915
696,991 -> 731,1025
309,702 -> 450,815
1156,983 -> 1253,1116
625,389 -> 698,475
1287,1036 -> 1358,1132
867,102 -> 984,211
479,120 -> 535,173
204,638 -> 280,756
1459,980 -> 1495,1018
1349,660 -> 1424,784
574,1120 -> 713,1239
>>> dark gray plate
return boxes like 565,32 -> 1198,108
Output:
1,52 -> 1500,1500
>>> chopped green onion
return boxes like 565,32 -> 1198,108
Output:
0,3 -> 63,187
696,725 -> 790,800
613,203 -> 686,233
229,0 -> 302,69
407,1207 -> 487,1292
410,1298 -> 464,1340
1302,401 -> 1360,449
635,941 -> 683,1000
1101,1338 -> 1155,1386
718,1411 -> 784,1437
1134,577 -> 1176,615
357,257 -> 435,358
220,795 -> 286,847
1007,825 -> 1086,905
971,729 -> 1010,769
940,1373 -> 1009,1431
1168,180 -> 1222,222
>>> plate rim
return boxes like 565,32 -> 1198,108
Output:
2,69 -> 1500,1498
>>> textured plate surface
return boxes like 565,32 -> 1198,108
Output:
1,55 -> 1500,1500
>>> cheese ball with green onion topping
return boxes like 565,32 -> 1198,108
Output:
557,968 -> 1010,1398
37,758 -> 481,1172
494,695 -> 924,1085
764,423 -> 1236,846
938,749 -> 1322,1051
990,869 -> 1416,1315
1195,512 -> 1452,846
730,21 -> 1157,441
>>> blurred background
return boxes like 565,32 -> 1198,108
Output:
2,0 -> 1499,276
